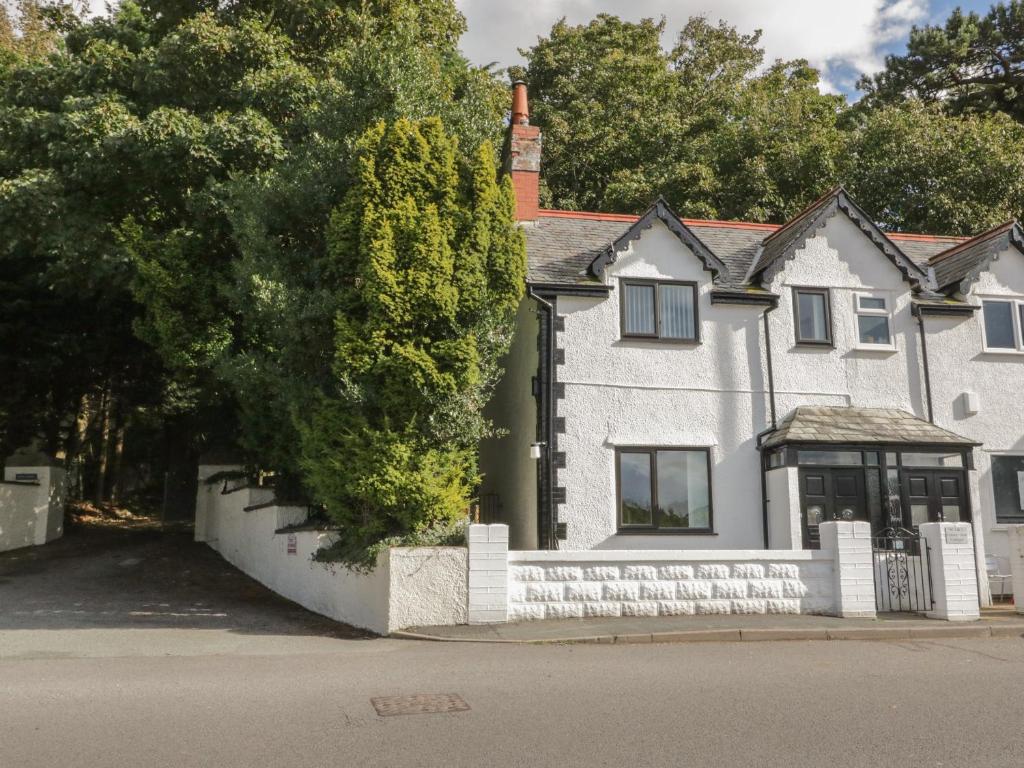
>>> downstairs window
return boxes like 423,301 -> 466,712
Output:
617,447 -> 712,532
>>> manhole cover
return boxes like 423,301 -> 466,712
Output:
370,694 -> 470,717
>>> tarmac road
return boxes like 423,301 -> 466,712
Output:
2,525 -> 1023,768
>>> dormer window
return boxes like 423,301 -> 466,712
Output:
793,287 -> 832,346
854,294 -> 894,349
981,299 -> 1024,352
621,280 -> 698,342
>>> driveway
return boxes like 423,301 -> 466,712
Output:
0,521 -> 366,658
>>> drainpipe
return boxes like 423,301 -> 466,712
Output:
528,286 -> 557,550
914,305 -> 935,423
759,303 -> 779,550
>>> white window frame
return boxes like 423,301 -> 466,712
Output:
979,297 -> 1024,354
853,292 -> 895,350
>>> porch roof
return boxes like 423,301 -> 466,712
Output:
761,406 -> 977,450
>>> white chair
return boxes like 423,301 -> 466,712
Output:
986,555 -> 1013,602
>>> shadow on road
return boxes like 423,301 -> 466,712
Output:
0,521 -> 370,640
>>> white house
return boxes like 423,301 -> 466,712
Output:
480,83 -> 1024,603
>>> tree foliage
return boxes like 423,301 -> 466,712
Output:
513,15 -> 846,222
295,119 -> 524,563
859,2 -> 1024,122
516,12 -> 1024,233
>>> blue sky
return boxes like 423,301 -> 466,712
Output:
455,0 -> 996,98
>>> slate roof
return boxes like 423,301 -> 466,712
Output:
928,221 -> 1024,291
761,406 -> 976,449
525,209 -> 964,291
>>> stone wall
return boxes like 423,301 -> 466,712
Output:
506,550 -> 835,621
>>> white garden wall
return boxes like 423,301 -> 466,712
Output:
506,548 -> 836,621
196,470 -> 467,634
0,462 -> 65,553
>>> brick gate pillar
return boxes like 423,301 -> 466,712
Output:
467,524 -> 509,624
820,521 -> 876,618
918,522 -> 980,621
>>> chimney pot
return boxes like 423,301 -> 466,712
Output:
511,80 -> 529,125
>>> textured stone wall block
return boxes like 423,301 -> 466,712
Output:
639,581 -> 676,601
696,564 -> 731,580
677,580 -> 713,600
621,601 -> 659,617
565,582 -> 602,602
623,565 -> 658,580
658,565 -> 694,580
732,563 -> 765,579
658,600 -> 697,616
582,565 -> 620,581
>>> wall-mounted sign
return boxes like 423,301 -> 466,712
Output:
286,534 -> 297,555
14,473 -> 38,482
944,527 -> 970,546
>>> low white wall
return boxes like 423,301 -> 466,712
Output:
506,549 -> 836,620
197,473 -> 467,634
0,464 -> 65,553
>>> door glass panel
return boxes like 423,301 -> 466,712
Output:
805,475 -> 825,496
909,477 -> 927,497
865,452 -> 879,466
886,452 -> 898,466
806,504 -> 824,526
942,504 -> 962,522
911,503 -> 929,527
885,468 -> 902,526
901,452 -> 963,468
619,452 -> 652,525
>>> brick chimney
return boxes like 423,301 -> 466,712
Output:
505,80 -> 542,222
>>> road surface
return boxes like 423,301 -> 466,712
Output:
2,525 -> 1023,768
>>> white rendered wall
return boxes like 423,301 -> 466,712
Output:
556,221 -> 769,550
766,467 -> 801,549
507,549 -> 836,620
197,474 -> 468,634
927,250 -> 1024,599
763,214 -> 926,418
479,298 -> 539,550
0,464 -> 65,552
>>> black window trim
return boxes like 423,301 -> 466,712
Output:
992,453 -> 1024,524
620,279 -> 700,343
615,445 -> 715,534
792,286 -> 834,347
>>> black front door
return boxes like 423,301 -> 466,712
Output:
901,470 -> 969,527
800,468 -> 868,548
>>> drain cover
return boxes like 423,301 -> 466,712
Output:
371,694 -> 470,717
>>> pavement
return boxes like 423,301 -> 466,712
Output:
3,522 -> 1024,767
397,605 -> 1024,645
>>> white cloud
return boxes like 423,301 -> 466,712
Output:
455,0 -> 930,93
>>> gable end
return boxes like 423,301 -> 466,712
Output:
589,198 -> 729,282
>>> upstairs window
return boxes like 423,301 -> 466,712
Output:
981,299 -> 1023,351
793,287 -> 832,345
854,294 -> 893,348
621,280 -> 698,342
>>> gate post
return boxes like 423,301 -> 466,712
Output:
1007,526 -> 1024,615
918,522 -> 980,622
467,523 -> 509,624
820,521 -> 876,618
